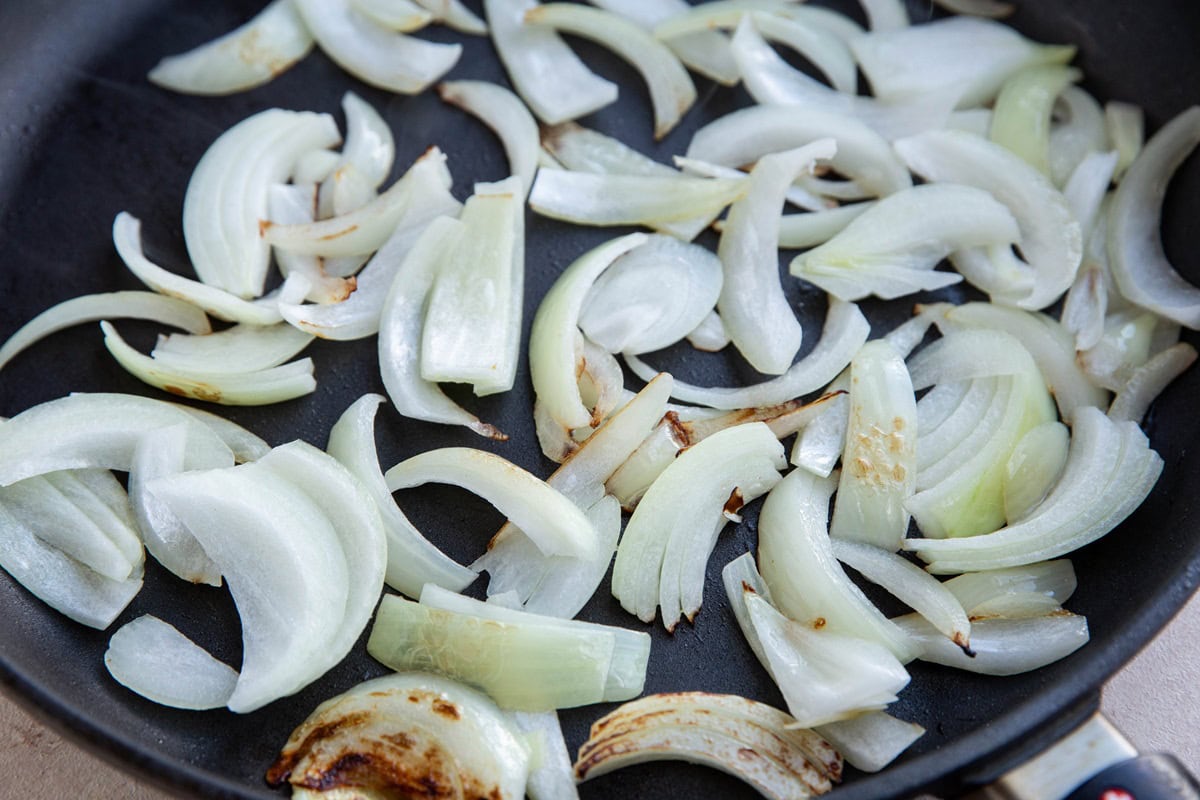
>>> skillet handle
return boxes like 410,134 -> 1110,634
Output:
1062,754 -> 1200,800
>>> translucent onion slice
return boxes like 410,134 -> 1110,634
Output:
147,0 -> 315,95
777,203 -> 873,250
904,407 -> 1163,573
588,0 -> 738,85
989,65 -> 1082,176
1003,420 -> 1070,524
1106,105 -> 1200,329
326,394 -> 478,597
151,322 -> 313,374
385,448 -> 599,560
484,0 -> 617,125
791,184 -> 1020,302
267,184 -> 359,304
1106,101 -> 1144,181
893,612 -> 1088,676
579,234 -> 723,356
611,422 -> 786,629
148,462 -> 349,712
292,0 -> 461,93
625,297 -> 870,409
367,594 -> 616,710
813,712 -> 924,774
105,615 -> 238,710
171,403 -> 271,463
850,17 -> 1076,109
333,91 -> 396,189
0,291 -> 210,373
686,105 -> 913,198
351,0 -> 435,32
183,108 -> 340,299
525,4 -> 695,140
757,468 -> 917,660
266,673 -> 531,799
1107,342 -> 1198,424
719,141 -> 835,375
510,710 -> 577,800
942,560 -> 1077,617
101,321 -> 317,406
439,80 -> 539,197
1049,87 -> 1109,189
895,129 -> 1083,311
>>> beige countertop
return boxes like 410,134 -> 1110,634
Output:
1,589 -> 1197,800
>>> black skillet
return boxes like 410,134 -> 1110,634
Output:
0,1 -> 1197,798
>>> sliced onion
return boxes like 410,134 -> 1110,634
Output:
1107,343 -> 1198,424
942,560 -> 1078,617
1106,105 -> 1200,329
105,615 -> 238,710
484,0 -> 617,125
351,0 -> 434,32
893,612 -> 1088,676
990,65 -> 1082,176
679,155 -> 828,212
170,403 -> 271,463
147,0 -> 315,95
931,0 -> 1012,17
687,309 -> 730,351
813,712 -> 924,774
777,203 -> 873,250
1049,87 -> 1109,188
509,710 -> 577,800
588,0 -> 738,85
267,184 -> 359,304
150,322 -> 313,374
333,90 -> 396,188
1003,420 -> 1070,524
1106,101 -> 1145,181
1063,150 -> 1119,245
439,80 -> 539,197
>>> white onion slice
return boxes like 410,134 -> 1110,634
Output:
1106,101 -> 1144,181
1003,420 -> 1070,524
326,394 -> 478,597
0,291 -> 210,374
439,80 -> 539,197
943,560 -> 1078,616
385,448 -> 599,560
625,297 -> 870,409
414,0 -> 489,33
990,65 -> 1082,176
814,712 -> 925,774
1049,87 -> 1109,189
333,91 -> 396,189
292,0 -> 461,93
678,155 -> 827,212
719,141 -> 835,375
105,615 -> 238,710
170,404 -> 271,463
1107,342 -> 1198,424
484,0 -> 618,125
1106,105 -> 1200,329
351,0 -> 434,32
893,612 -> 1088,675
267,184 -> 358,304
150,323 -> 313,374
588,0 -> 738,85
147,0 -> 315,95
651,0 -> 804,41
687,309 -> 730,352
777,203 -> 873,250
510,710 -> 578,800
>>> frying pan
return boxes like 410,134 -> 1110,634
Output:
0,1 -> 1196,798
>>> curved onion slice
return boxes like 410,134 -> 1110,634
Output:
990,65 -> 1082,175
777,203 -> 873,250
332,91 -> 396,190
895,129 -> 1082,311
385,448 -> 598,560
1108,343 -> 1198,423
484,0 -> 617,125
525,4 -> 695,140
292,0 -> 460,93
326,395 -> 477,597
148,461 -> 349,712
268,184 -> 359,304
626,298 -> 870,409
1003,420 -> 1070,524
439,80 -> 539,197
0,291 -> 210,373
893,612 -> 1088,676
589,0 -> 738,85
414,0 -> 488,33
611,422 -> 785,629
105,615 -> 239,710
266,672 -> 531,799
1050,88 -> 1109,189
1106,105 -> 1200,328
183,108 -> 340,299
171,404 -> 271,463
576,693 -> 841,799
147,0 -> 315,95
351,0 -> 435,32
508,710 -> 576,800
688,309 -> 730,351
720,141 -> 835,375
757,469 -> 917,660
943,560 -> 1078,617
687,105 -> 912,198
791,184 -> 1019,302
1106,101 -> 1144,181
150,323 -> 314,373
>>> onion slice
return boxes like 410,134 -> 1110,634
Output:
893,612 -> 1088,675
105,615 -> 238,710
439,80 -> 539,197
588,0 -> 738,85
990,65 -> 1082,175
814,712 -> 924,774
150,323 -> 314,374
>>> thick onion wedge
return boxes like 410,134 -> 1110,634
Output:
0,291 -> 210,373
105,615 -> 238,710
292,0 -> 461,93
1106,105 -> 1200,329
893,612 -> 1089,676
385,448 -> 599,560
147,0 -> 315,95
439,80 -> 539,197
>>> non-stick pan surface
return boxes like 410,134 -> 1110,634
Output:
0,1 -> 1197,798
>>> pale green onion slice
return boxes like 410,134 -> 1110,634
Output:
850,17 -> 1075,109
626,297 -> 870,409
1105,101 -> 1144,181
904,407 -> 1162,573
1049,87 -> 1108,188
267,673 -> 530,799
0,291 -> 210,373
183,108 -> 340,298
588,0 -> 738,85
612,422 -> 785,629
525,4 -> 695,140
791,184 -> 1020,302
420,178 -> 523,396
895,129 -> 1083,311
385,447 -> 599,560
484,0 -> 617,124
439,80 -> 539,197
942,560 -> 1078,617
326,394 -> 478,597
101,321 -> 316,406
147,0 -> 315,95
813,712 -> 924,774
893,612 -> 1088,675
105,615 -> 238,710
757,468 -> 918,660
686,105 -> 913,197
778,203 -> 873,250
351,0 -> 434,32
150,323 -> 314,373
828,340 -> 917,551
990,65 -> 1082,176
1107,342 -> 1198,424
1107,105 -> 1200,329
1003,421 -> 1070,524
367,595 -> 615,710
720,141 -> 836,375
292,0 -> 461,93
148,461 -> 350,712
687,309 -> 730,352
267,184 -> 359,304
916,377 -> 1006,487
